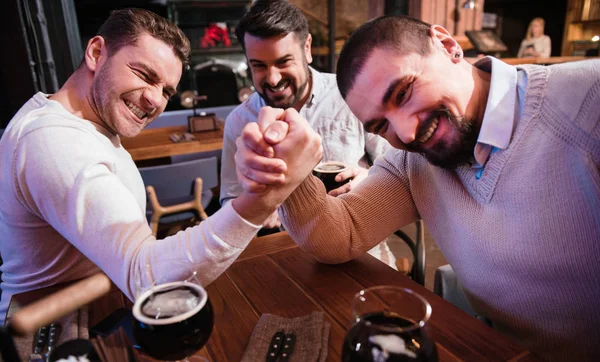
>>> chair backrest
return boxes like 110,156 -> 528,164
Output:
138,157 -> 219,207
171,149 -> 222,171
394,220 -> 426,285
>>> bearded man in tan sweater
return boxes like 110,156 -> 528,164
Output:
234,16 -> 600,362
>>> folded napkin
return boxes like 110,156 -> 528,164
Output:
241,312 -> 330,362
13,307 -> 89,361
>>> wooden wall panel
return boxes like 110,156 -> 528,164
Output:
562,0 -> 586,55
410,0 -> 485,36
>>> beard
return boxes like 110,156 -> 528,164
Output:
405,106 -> 479,169
257,60 -> 310,109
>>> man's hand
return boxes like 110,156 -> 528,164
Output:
236,106 -> 322,192
234,107 -> 289,193
232,106 -> 322,226
328,166 -> 369,197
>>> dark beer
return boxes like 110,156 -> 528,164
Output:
312,161 -> 349,192
342,312 -> 438,362
132,282 -> 214,360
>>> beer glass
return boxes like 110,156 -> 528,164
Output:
342,286 -> 438,362
132,259 -> 214,361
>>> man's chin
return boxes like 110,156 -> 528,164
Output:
425,154 -> 469,169
117,123 -> 145,138
422,146 -> 474,169
261,94 -> 295,109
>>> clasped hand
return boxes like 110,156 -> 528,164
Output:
235,106 -> 323,195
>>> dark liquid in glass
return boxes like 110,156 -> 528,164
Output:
132,283 -> 214,361
342,312 -> 438,362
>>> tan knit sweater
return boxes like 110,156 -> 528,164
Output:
280,60 -> 600,361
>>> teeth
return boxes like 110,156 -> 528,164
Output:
269,81 -> 289,93
124,100 -> 146,119
418,117 -> 439,144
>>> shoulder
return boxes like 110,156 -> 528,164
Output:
544,60 -> 600,107
315,70 -> 338,91
9,101 -> 115,157
11,100 -> 104,148
528,60 -> 600,144
311,70 -> 351,111
225,94 -> 261,128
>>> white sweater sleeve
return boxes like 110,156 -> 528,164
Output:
15,125 -> 260,300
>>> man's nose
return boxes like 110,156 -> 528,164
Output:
266,67 -> 282,86
143,86 -> 163,110
388,113 -> 419,144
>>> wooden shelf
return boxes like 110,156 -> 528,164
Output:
571,18 -> 600,24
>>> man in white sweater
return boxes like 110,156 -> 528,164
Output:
0,8 -> 321,323
235,16 -> 600,361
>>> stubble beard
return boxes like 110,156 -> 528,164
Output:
90,67 -> 144,138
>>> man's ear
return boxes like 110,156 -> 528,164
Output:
304,33 -> 313,64
429,25 -> 462,62
84,36 -> 106,72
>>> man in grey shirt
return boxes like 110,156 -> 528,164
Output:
220,1 -> 393,263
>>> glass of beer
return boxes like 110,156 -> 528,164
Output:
132,260 -> 214,361
312,161 -> 350,192
342,286 -> 438,362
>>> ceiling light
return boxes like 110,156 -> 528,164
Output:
462,0 -> 476,10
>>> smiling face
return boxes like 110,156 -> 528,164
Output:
88,33 -> 182,137
244,32 -> 312,110
345,37 -> 486,169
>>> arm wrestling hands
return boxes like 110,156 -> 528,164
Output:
231,107 -> 323,225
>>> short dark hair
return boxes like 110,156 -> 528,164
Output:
337,16 -> 432,99
97,8 -> 190,69
235,0 -> 309,50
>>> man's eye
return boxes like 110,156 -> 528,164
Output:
136,71 -> 150,82
373,121 -> 388,135
395,89 -> 407,104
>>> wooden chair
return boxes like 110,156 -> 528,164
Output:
139,157 -> 219,237
1,273 -> 112,361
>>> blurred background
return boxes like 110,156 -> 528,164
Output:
1,0 -> 598,128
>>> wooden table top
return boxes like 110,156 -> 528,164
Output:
9,232 -> 539,361
120,125 -> 224,161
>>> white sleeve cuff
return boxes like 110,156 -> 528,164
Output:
206,201 -> 262,249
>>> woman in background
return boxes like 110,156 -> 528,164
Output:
517,17 -> 551,58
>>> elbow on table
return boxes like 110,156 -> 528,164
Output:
298,243 -> 362,265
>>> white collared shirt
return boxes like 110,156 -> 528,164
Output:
472,56 -> 520,169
